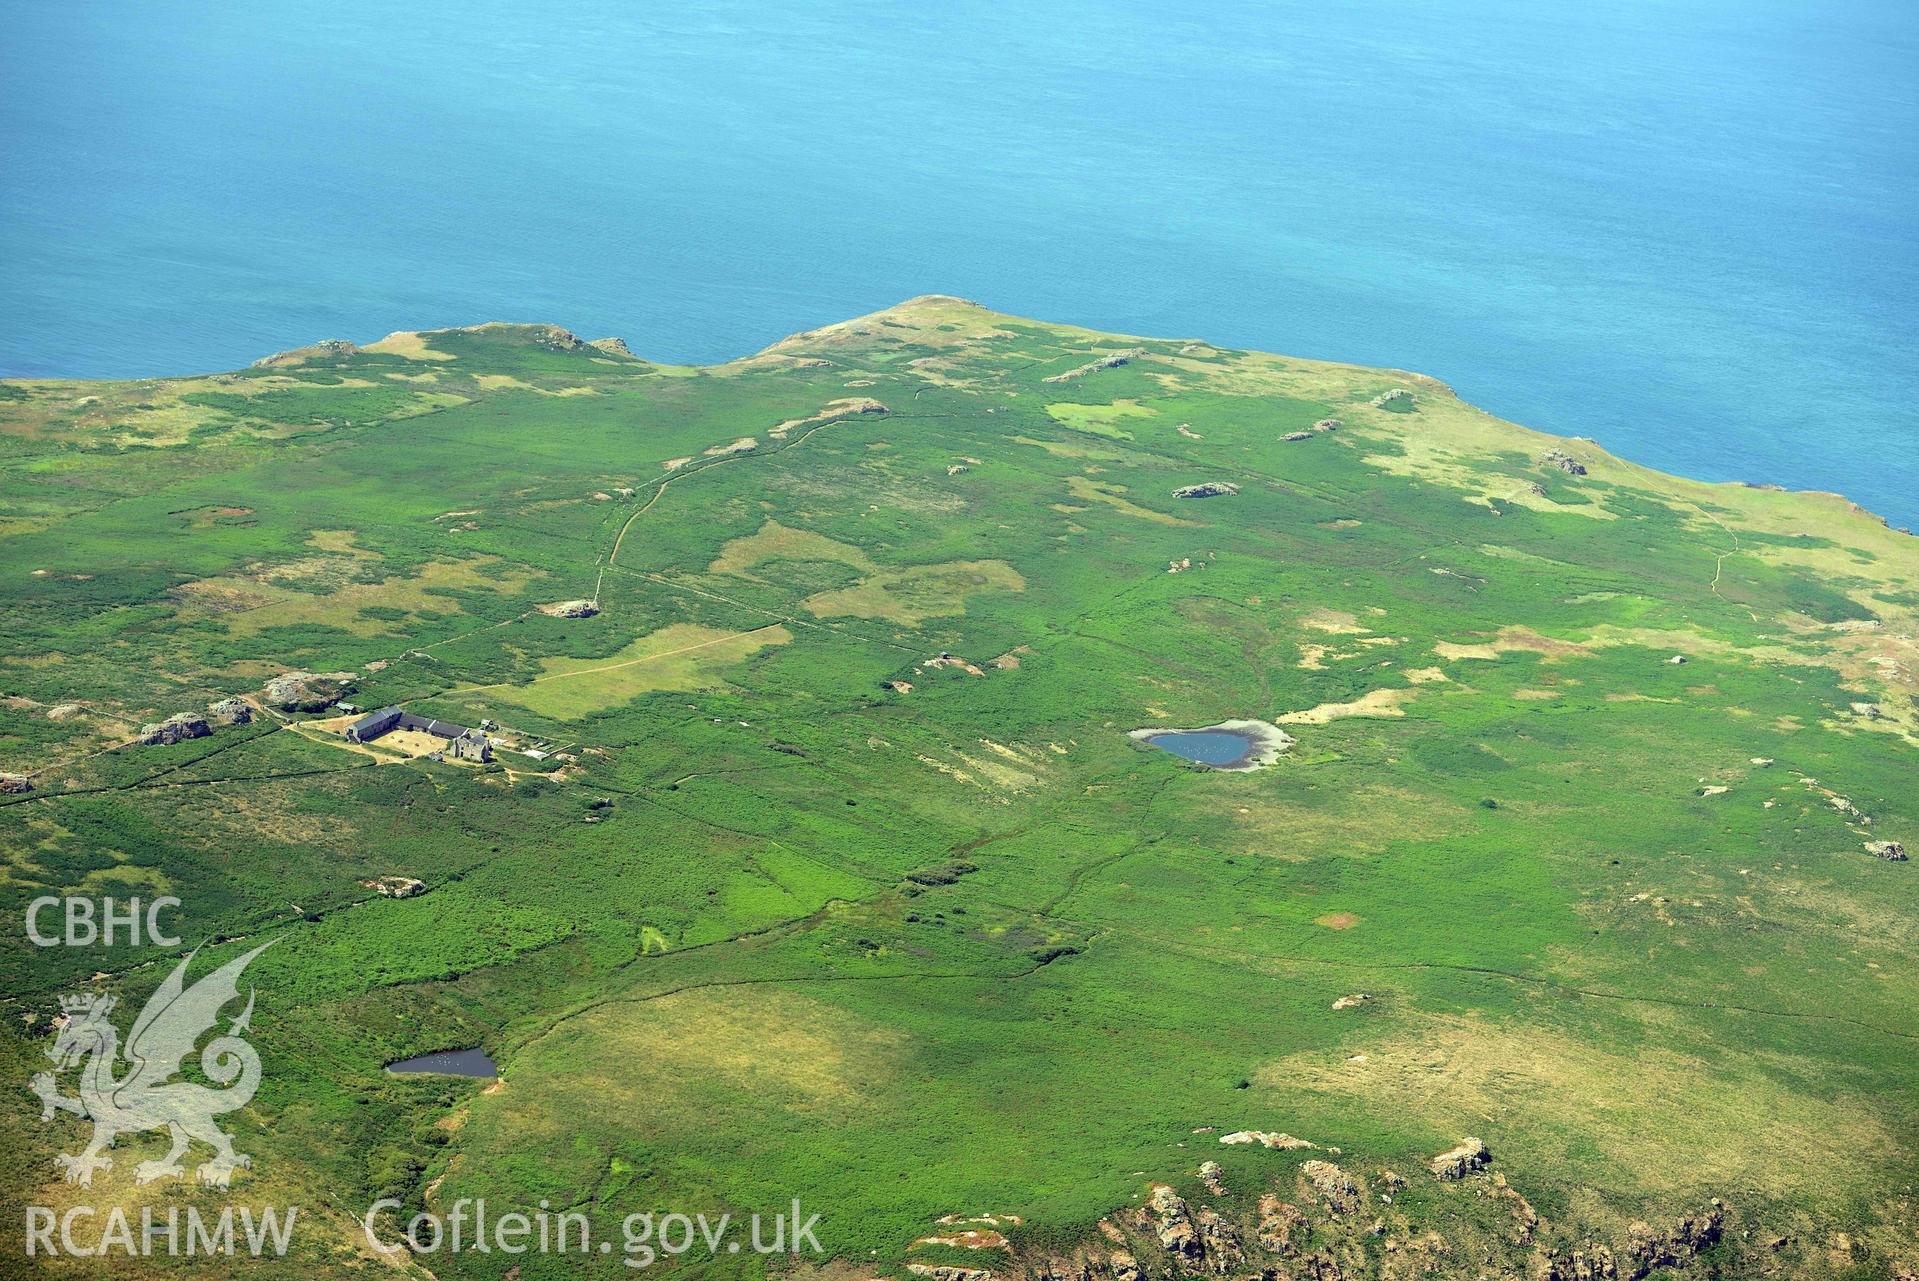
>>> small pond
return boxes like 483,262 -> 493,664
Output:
1143,730 -> 1260,767
385,1047 -> 498,1078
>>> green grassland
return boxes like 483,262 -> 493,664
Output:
1,298 -> 1916,1279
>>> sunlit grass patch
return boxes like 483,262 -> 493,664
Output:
477,623 -> 792,719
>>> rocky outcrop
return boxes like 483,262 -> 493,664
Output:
538,599 -> 600,618
139,712 -> 210,745
1533,1204 -> 1723,1281
252,339 -> 359,368
1220,1130 -> 1316,1150
0,773 -> 32,794
532,325 -> 586,351
1191,1208 -> 1241,1273
1829,795 -> 1870,822
1282,431 -> 1313,442
998,1165 -> 1742,1281
1044,349 -> 1148,383
1866,840 -> 1907,861
1139,1186 -> 1244,1274
1490,1173 -> 1539,1242
1312,419 -> 1341,432
1172,482 -> 1239,499
1541,449 -> 1589,476
1004,1170 -> 1737,1281
361,875 -> 427,898
1620,1205 -> 1723,1279
589,337 -> 635,357
1254,1195 -> 1305,1255
907,1267 -> 993,1281
207,697 -> 253,725
1428,1137 -> 1490,1181
1298,1161 -> 1361,1216
769,397 -> 888,441
1022,1264 -> 1076,1281
1198,1161 -> 1226,1195
264,671 -> 356,712
1288,1250 -> 1347,1280
1370,389 -> 1415,412
1146,1185 -> 1201,1259
1539,1244 -> 1617,1280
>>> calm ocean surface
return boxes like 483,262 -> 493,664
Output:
3,0 -> 1914,522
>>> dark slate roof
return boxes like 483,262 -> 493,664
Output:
351,706 -> 485,743
349,707 -> 403,738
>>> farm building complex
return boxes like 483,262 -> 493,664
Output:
346,706 -> 492,762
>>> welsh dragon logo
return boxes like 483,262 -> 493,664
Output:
29,942 -> 273,1188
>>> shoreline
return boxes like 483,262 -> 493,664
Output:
1,300 -> 1911,537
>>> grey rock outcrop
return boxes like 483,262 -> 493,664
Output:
139,712 -> 211,745
1044,348 -> 1147,383
1620,1205 -> 1723,1279
207,697 -> 253,725
1542,449 -> 1589,476
1255,1195 -> 1305,1255
361,875 -> 428,898
252,339 -> 359,367
906,1267 -> 992,1281
1147,1185 -> 1200,1258
1191,1208 -> 1241,1273
264,671 -> 356,712
533,325 -> 587,351
1534,1203 -> 1724,1281
1299,1160 -> 1361,1216
1428,1137 -> 1490,1181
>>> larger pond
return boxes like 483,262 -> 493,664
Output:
1144,730 -> 1260,767
1128,719 -> 1294,772
385,1047 -> 497,1078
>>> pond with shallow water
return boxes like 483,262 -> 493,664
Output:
1129,719 -> 1293,771
1142,730 -> 1260,768
385,1048 -> 497,1078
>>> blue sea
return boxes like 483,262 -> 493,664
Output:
3,0 -> 1915,523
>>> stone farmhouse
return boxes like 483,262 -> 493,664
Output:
345,706 -> 492,762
